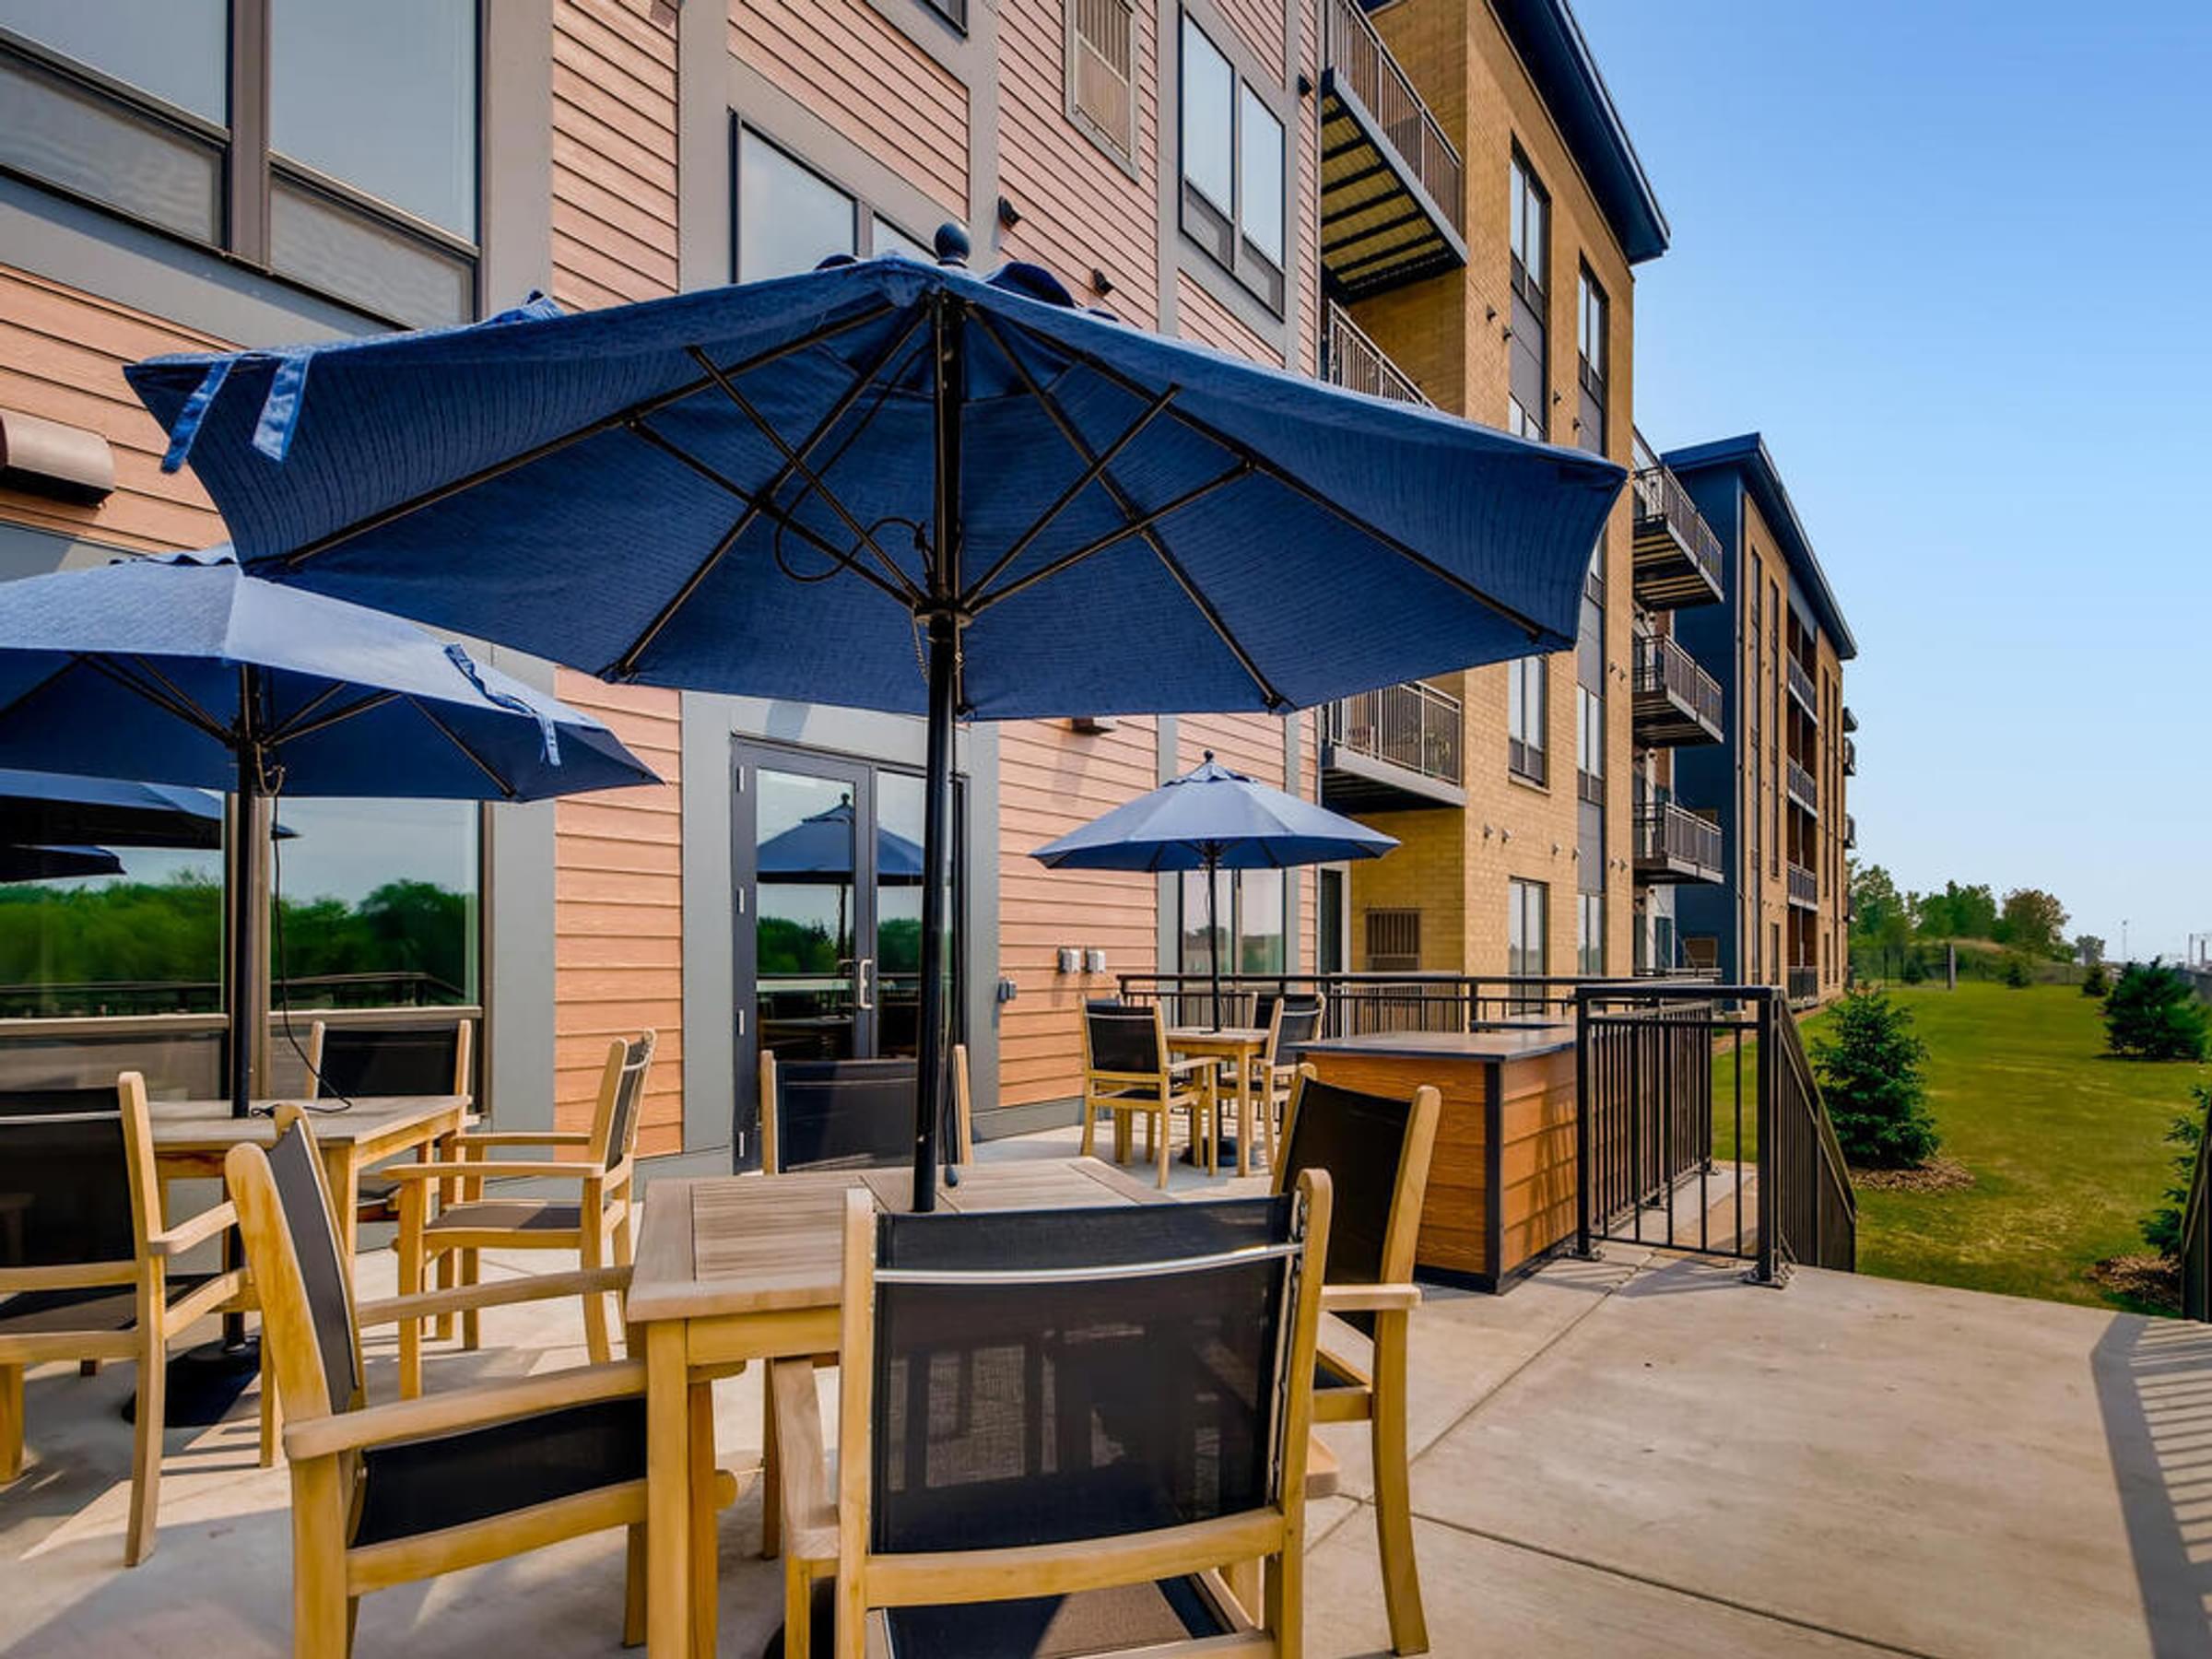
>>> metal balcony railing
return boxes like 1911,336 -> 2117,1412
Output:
1842,735 -> 1857,776
1324,680 -> 1462,786
1323,0 -> 1464,239
1786,758 -> 1818,813
1786,966 -> 1820,1006
1630,464 -> 1725,606
1844,813 -> 1857,850
1320,300 -> 1431,407
1635,801 -> 1724,880
1787,861 -> 1818,909
1786,655 -> 1818,714
1631,633 -> 1724,745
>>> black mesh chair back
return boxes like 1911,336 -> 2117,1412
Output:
602,1032 -> 655,1167
312,1023 -> 466,1100
0,1086 -> 123,1118
1272,995 -> 1325,1057
265,1120 -> 365,1416
1250,992 -> 1279,1035
1083,1005 -> 1161,1077
773,1056 -> 916,1172
868,1195 -> 1300,1564
1276,1079 -> 1417,1333
0,1108 -> 135,1270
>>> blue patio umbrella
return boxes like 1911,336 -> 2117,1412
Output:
0,766 -> 297,849
0,843 -> 124,882
757,798 -> 925,883
125,229 -> 1623,1206
1032,753 -> 1397,1030
0,548 -> 660,1119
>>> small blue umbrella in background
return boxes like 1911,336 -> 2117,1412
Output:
1033,752 -> 1397,1030
756,797 -> 925,883
0,843 -> 124,882
0,548 -> 660,1120
0,767 -> 276,850
127,229 -> 1621,1207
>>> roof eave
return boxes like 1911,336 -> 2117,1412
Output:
1662,433 -> 1857,660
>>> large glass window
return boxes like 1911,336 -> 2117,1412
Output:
1576,265 -> 1607,454
1510,150 -> 1547,297
0,1 -> 481,326
0,821 -> 224,1018
737,131 -> 856,282
1179,867 -> 1286,978
1508,878 -> 1548,979
1237,84 -> 1284,265
271,0 -> 477,239
1577,890 -> 1604,976
1508,656 -> 1547,785
1177,12 -> 1285,312
1180,16 -> 1234,213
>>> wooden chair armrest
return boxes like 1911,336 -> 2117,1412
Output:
378,1159 -> 603,1182
1164,1055 -> 1215,1078
1321,1282 -> 1422,1313
451,1131 -> 595,1148
286,1359 -> 644,1463
769,1358 -> 839,1564
354,1265 -> 632,1328
147,1199 -> 239,1258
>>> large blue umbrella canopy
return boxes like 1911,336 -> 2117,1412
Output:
1032,753 -> 1396,1028
0,844 -> 124,883
0,548 -> 659,1117
124,231 -> 1623,1200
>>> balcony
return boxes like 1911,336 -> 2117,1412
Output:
1842,734 -> 1856,776
1788,861 -> 1818,910
1322,679 -> 1465,812
1634,800 -> 1724,885
1630,464 -> 1725,610
1786,758 -> 1818,815
1842,703 -> 1858,733
1787,964 -> 1820,1005
1845,813 -> 1858,850
1321,300 -> 1430,406
1786,654 -> 1818,715
1319,0 -> 1466,299
1631,633 -> 1724,747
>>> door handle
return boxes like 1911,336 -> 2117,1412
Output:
856,957 -> 876,1011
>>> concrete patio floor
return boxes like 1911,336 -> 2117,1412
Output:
3,1131 -> 2207,1657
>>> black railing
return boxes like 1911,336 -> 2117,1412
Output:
2183,1087 -> 2212,1320
1632,633 -> 1724,736
1324,680 -> 1462,784
1575,982 -> 1855,1282
1635,801 -> 1724,877
1786,757 -> 1818,812
1321,300 -> 1430,406
1322,0 -> 1463,232
1115,971 -> 1591,1035
1786,655 -> 1817,714
1842,735 -> 1857,776
1631,465 -> 1725,594
1787,861 -> 1818,908
1787,965 -> 1819,1004
0,969 -> 467,1021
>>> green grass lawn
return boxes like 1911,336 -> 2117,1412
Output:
1755,982 -> 2209,1310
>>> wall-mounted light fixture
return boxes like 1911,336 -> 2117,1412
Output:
0,410 -> 113,505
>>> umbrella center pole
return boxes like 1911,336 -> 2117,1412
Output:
228,729 -> 263,1123
912,610 -> 959,1213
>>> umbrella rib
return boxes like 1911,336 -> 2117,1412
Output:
993,312 -> 1559,644
959,382 -> 1181,606
413,701 -> 521,801
271,688 -> 401,745
968,465 -> 1251,612
276,302 -> 899,571
965,311 -> 1288,709
683,346 -> 926,609
607,312 -> 935,677
265,677 -> 353,739
78,655 -> 230,743
622,421 -> 914,610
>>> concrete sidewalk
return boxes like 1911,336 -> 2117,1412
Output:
2,1150 -> 2204,1657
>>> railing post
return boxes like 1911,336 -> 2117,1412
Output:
1574,986 -> 1596,1259
1750,991 -> 1783,1287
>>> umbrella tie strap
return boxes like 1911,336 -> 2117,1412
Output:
443,644 -> 561,766
252,352 -> 314,463
157,358 -> 233,474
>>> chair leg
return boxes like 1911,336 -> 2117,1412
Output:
460,1249 -> 481,1350
760,1376 -> 782,1559
581,1228 -> 613,1367
624,1522 -> 648,1648
614,1202 -> 636,1328
433,1247 -> 457,1345
292,1458 -> 350,1659
258,1338 -> 279,1467
79,1359 -> 101,1378
1156,1110 -> 1171,1189
1078,1097 -> 1097,1159
396,1188 -> 426,1401
124,1312 -> 163,1566
782,1556 -> 814,1659
1372,1316 -> 1429,1655
0,1364 -> 23,1484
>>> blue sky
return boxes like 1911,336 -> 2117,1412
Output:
1572,0 -> 2211,963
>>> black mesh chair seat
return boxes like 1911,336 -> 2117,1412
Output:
0,1274 -> 219,1336
423,1197 -> 582,1235
350,1394 -> 646,1547
775,1572 -> 1230,1658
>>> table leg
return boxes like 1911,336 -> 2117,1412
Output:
324,1148 -> 361,1265
688,1381 -> 718,1659
1237,1053 -> 1254,1177
646,1323 -> 691,1659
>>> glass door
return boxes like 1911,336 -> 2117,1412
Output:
731,744 -> 940,1167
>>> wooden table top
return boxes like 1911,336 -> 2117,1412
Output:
148,1094 -> 470,1150
627,1157 -> 1162,1325
1167,1026 -> 1268,1049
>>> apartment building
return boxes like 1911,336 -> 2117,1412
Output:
1661,433 -> 1857,1004
1311,0 -> 1680,982
0,0 -> 1360,1163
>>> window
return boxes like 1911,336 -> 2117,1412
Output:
871,215 -> 930,262
1365,908 -> 1420,972
1178,867 -> 1286,978
0,0 -> 481,326
1577,891 -> 1605,976
1505,151 -> 1549,441
1509,150 -> 1548,297
1508,879 -> 1548,978
735,127 -> 932,282
1575,684 -> 1603,780
1067,0 -> 1138,170
1178,12 -> 1286,312
917,0 -> 967,30
1508,656 -> 1547,785
1576,265 -> 1606,454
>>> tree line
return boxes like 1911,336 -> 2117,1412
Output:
1848,865 -> 2094,966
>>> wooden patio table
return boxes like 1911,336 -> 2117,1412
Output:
1167,1025 -> 1270,1176
626,1157 -> 1163,1659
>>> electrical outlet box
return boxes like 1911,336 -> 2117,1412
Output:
1056,947 -> 1080,974
1083,948 -> 1108,974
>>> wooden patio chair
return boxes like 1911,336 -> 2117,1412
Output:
1248,995 -> 1326,1169
768,1171 -> 1334,1656
224,1106 -> 738,1658
1271,1065 -> 1441,1655
1078,1002 -> 1216,1187
383,1031 -> 654,1398
0,1073 -> 264,1564
757,1044 -> 974,1175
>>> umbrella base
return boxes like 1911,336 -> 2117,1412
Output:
1182,1136 -> 1255,1171
121,1335 -> 260,1429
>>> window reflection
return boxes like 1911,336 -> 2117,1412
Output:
0,0 -> 228,120
737,131 -> 856,281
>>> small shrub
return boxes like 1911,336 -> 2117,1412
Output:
2082,961 -> 2112,999
2105,960 -> 2211,1062
1999,952 -> 2033,989
1811,985 -> 1939,1168
2142,1084 -> 2212,1260
1900,950 -> 1928,985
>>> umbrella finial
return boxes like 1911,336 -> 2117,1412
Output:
933,222 -> 971,268
1203,750 -> 1215,762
